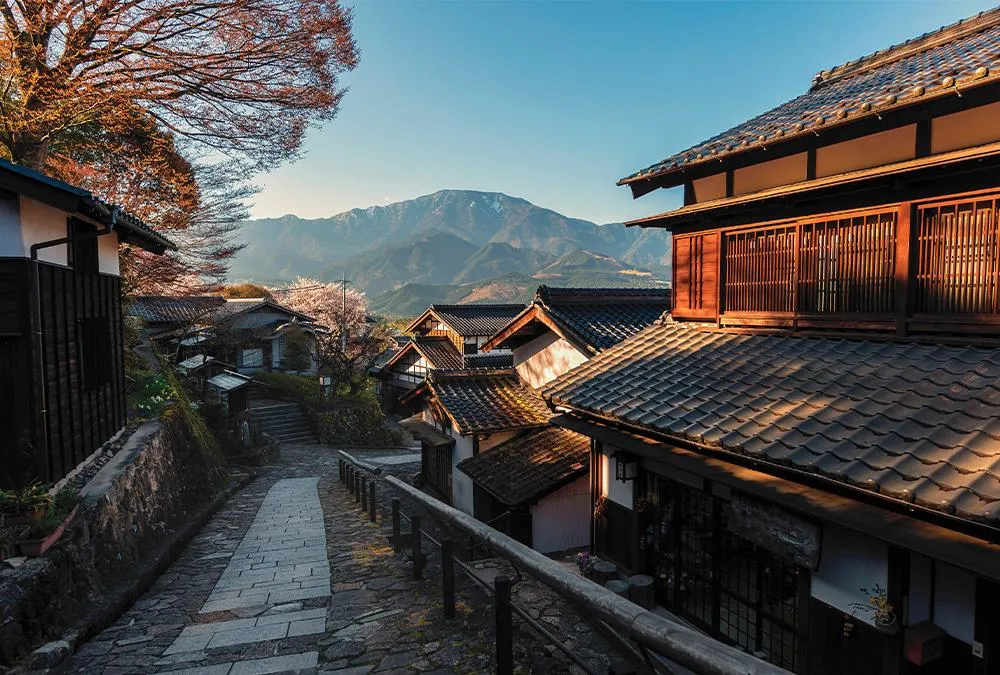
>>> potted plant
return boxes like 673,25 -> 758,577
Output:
575,551 -> 593,577
17,488 -> 80,557
0,483 -> 53,526
850,584 -> 899,634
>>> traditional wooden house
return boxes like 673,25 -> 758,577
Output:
130,296 -> 320,374
482,286 -> 672,387
400,369 -> 591,552
0,158 -> 175,489
543,10 -> 1000,675
374,303 -> 522,413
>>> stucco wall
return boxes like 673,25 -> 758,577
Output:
599,445 -> 633,510
451,432 -> 476,515
816,124 -> 916,178
19,197 -> 68,265
810,524 -> 888,627
513,332 -> 588,389
530,476 -> 590,553
732,152 -> 808,196
932,101 -> 1000,155
96,232 -> 120,276
0,196 -> 22,257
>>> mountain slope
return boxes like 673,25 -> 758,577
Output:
230,190 -> 672,287
370,248 -> 668,317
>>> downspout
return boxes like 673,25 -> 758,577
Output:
29,208 -> 117,480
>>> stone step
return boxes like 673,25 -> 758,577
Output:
271,432 -> 318,444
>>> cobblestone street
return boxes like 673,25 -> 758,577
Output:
61,444 -> 621,675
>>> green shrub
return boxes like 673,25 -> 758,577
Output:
127,369 -> 172,418
256,371 -> 323,405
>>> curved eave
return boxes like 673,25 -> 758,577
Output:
618,70 -> 1000,194
625,139 -> 1000,230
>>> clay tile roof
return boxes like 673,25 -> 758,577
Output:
457,426 -> 590,506
209,298 -> 315,324
464,351 -> 514,369
428,369 -> 552,435
543,318 -> 1000,527
536,286 -> 672,352
620,8 -> 1000,187
429,304 -> 526,336
413,336 -> 465,370
129,296 -> 226,323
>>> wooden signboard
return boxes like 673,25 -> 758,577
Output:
726,492 -> 822,570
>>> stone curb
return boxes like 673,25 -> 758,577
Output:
19,470 -> 258,673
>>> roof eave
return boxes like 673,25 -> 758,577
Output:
618,72 -> 1000,195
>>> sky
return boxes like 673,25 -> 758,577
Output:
250,0 -> 999,225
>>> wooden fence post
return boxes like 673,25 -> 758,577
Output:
412,515 -> 423,580
495,576 -> 513,675
442,537 -> 455,619
345,465 -> 351,492
392,498 -> 401,553
338,459 -> 343,482
368,479 -> 377,523
354,472 -> 361,503
360,475 -> 367,509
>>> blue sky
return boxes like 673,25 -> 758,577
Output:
251,0 -> 998,225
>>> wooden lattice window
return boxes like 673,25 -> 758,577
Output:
916,196 -> 1000,315
797,211 -> 896,314
724,225 -> 797,313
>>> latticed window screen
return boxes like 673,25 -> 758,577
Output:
722,210 -> 897,315
643,475 -> 801,672
798,212 -> 896,313
724,226 -> 797,312
916,196 -> 1000,314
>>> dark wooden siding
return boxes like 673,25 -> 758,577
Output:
673,231 -> 719,320
33,262 -> 125,486
0,259 -> 36,488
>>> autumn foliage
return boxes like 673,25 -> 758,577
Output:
0,0 -> 359,292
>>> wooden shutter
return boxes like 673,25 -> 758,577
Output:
672,231 -> 720,319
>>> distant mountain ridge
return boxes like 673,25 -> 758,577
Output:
231,189 -> 672,314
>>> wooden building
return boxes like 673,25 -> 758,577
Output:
482,285 -> 672,387
129,296 -> 320,374
543,10 -> 1000,675
400,368 -> 592,552
0,158 -> 175,489
374,303 -> 522,413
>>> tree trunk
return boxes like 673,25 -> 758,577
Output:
10,136 -> 51,170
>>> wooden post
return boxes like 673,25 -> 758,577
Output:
895,202 -> 914,337
495,576 -> 513,675
360,474 -> 367,509
442,537 -> 455,619
368,479 -> 377,523
347,466 -> 354,494
338,459 -> 343,482
392,498 -> 401,553
412,515 -> 423,580
354,472 -> 361,503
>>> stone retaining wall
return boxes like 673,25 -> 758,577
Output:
0,407 -> 228,666
313,403 -> 400,447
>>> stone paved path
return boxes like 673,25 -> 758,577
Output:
62,444 -> 623,674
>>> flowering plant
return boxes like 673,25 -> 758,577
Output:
849,583 -> 895,624
575,551 -> 593,574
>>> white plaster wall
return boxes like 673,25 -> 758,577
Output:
451,432 -> 476,516
530,476 -> 590,553
810,524 -> 888,627
97,231 -> 120,276
599,446 -> 634,509
934,562 -> 976,644
932,101 -> 1000,154
692,173 -> 727,203
732,152 -> 808,195
0,196 -> 22,257
513,332 -> 588,389
815,124 -> 916,177
19,197 -> 68,265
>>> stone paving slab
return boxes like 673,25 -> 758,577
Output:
64,443 -> 625,674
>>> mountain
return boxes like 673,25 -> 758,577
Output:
369,249 -> 668,317
230,189 -> 672,313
